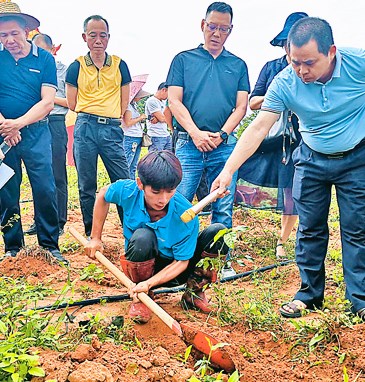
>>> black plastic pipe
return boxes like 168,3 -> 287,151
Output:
34,259 -> 294,313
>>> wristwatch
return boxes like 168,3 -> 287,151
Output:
219,129 -> 228,143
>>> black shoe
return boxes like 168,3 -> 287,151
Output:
1,250 -> 18,262
48,249 -> 69,266
24,222 -> 37,236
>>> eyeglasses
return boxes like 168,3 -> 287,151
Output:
204,21 -> 232,34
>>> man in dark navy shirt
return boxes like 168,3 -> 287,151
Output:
166,2 -> 250,230
0,2 -> 67,264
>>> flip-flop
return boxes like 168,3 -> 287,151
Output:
279,301 -> 306,318
276,243 -> 288,261
357,307 -> 365,321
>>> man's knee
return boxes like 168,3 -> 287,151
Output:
198,223 -> 229,255
126,228 -> 158,261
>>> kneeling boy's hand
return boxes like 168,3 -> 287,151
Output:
130,281 -> 150,300
84,238 -> 104,259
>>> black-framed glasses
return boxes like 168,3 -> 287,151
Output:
204,21 -> 232,34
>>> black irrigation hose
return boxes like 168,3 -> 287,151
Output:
33,259 -> 294,313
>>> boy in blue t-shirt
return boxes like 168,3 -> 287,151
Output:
85,151 -> 229,322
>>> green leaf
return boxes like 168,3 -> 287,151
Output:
309,333 -> 324,349
11,373 -> 19,382
228,370 -> 240,382
184,345 -> 192,363
28,366 -> 45,377
0,320 -> 8,334
338,353 -> 346,364
2,364 -> 15,373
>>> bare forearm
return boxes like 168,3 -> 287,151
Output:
16,99 -> 54,129
223,111 -> 277,175
221,108 -> 247,135
249,96 -> 265,110
146,260 -> 188,289
54,96 -> 68,108
169,100 -> 200,137
90,188 -> 110,240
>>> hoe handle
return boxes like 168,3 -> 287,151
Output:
180,188 -> 221,223
69,227 -> 183,336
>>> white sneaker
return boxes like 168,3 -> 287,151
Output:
220,262 -> 237,279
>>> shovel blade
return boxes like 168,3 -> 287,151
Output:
181,322 -> 235,373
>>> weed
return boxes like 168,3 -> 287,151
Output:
68,312 -> 136,349
187,339 -> 240,382
0,277 -> 70,382
59,235 -> 80,253
79,264 -> 105,284
77,285 -> 95,299
287,311 -> 347,360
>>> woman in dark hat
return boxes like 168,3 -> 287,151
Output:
238,12 -> 308,260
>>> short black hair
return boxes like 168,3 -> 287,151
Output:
158,82 -> 168,90
206,2 -> 233,23
137,151 -> 182,190
83,15 -> 109,32
288,17 -> 334,55
32,33 -> 53,49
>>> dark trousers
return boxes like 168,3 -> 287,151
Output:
0,120 -> 59,251
125,223 -> 229,286
49,114 -> 68,229
292,141 -> 365,312
73,114 -> 129,236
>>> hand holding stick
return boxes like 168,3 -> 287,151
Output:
180,189 -> 222,223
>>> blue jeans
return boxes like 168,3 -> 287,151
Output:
49,114 -> 68,229
149,136 -> 172,152
175,132 -> 238,228
73,113 -> 129,236
0,120 -> 59,251
292,141 -> 365,312
123,136 -> 142,179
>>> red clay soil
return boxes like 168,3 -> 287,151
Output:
1,208 -> 365,382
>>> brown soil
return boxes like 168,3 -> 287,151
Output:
1,206 -> 365,382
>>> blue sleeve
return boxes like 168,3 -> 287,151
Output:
120,60 -> 132,86
238,60 -> 250,93
65,61 -> 80,87
104,180 -> 127,206
261,76 -> 286,113
250,62 -> 270,99
42,52 -> 57,88
172,218 -> 199,261
166,54 -> 184,87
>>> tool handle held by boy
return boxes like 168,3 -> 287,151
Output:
69,226 -> 183,336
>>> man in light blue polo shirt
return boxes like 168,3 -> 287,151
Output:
212,17 -> 365,321
85,151 -> 229,323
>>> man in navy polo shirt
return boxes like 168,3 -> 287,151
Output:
166,2 -> 250,230
213,17 -> 365,321
0,2 -> 67,264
